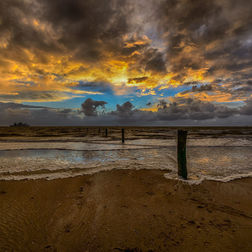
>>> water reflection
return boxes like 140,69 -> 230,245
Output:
187,146 -> 252,177
0,149 -> 148,164
0,146 -> 251,180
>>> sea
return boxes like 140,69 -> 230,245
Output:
0,134 -> 251,183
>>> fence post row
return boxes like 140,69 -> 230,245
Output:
89,127 -> 187,179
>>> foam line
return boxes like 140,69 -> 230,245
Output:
164,172 -> 252,184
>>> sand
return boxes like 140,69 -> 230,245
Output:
0,169 -> 252,252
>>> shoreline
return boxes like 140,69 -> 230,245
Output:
0,169 -> 252,251
1,165 -> 252,184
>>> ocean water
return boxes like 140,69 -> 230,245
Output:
0,137 -> 251,183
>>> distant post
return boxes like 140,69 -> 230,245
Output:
177,130 -> 187,179
98,128 -> 101,134
105,128 -> 108,137
122,128 -> 125,143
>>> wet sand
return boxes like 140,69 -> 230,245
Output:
0,169 -> 252,251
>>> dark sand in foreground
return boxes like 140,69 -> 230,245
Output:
0,169 -> 252,252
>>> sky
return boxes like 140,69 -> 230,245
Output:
0,0 -> 252,125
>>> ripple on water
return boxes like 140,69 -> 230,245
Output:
0,140 -> 251,183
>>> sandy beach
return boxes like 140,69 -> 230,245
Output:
0,169 -> 252,251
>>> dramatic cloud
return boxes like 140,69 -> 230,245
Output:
114,101 -> 135,117
240,98 -> 252,115
156,97 -> 237,120
0,102 -> 84,126
0,0 -> 252,125
145,52 -> 167,73
156,0 -> 252,91
1,98 -> 252,126
81,98 -> 107,116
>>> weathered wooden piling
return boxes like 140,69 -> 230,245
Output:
177,130 -> 188,179
105,128 -> 108,137
122,128 -> 125,143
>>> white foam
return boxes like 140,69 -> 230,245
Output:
0,137 -> 251,183
164,172 -> 252,184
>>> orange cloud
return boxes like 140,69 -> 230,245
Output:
177,91 -> 243,103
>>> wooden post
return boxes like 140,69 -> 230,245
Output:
98,128 -> 101,134
177,130 -> 187,179
122,128 -> 125,143
105,128 -> 108,137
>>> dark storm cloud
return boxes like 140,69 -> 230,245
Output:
191,84 -> 213,92
183,81 -> 201,86
0,0 -> 60,59
124,46 -> 168,75
157,0 -> 252,85
156,97 -> 237,120
176,83 -> 214,96
109,101 -> 155,122
1,0 -> 252,125
0,0 -> 131,62
81,98 -> 107,116
240,98 -> 252,115
1,98 -> 252,126
77,81 -> 114,94
1,0 -> 252,80
145,51 -> 167,73
157,0 -> 224,77
0,102 -> 81,126
40,0 -> 131,61
128,77 -> 148,84
109,97 -> 239,122
113,101 -> 135,117
196,78 -> 252,102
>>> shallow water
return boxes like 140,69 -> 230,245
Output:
0,138 -> 252,182
0,148 -> 146,166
